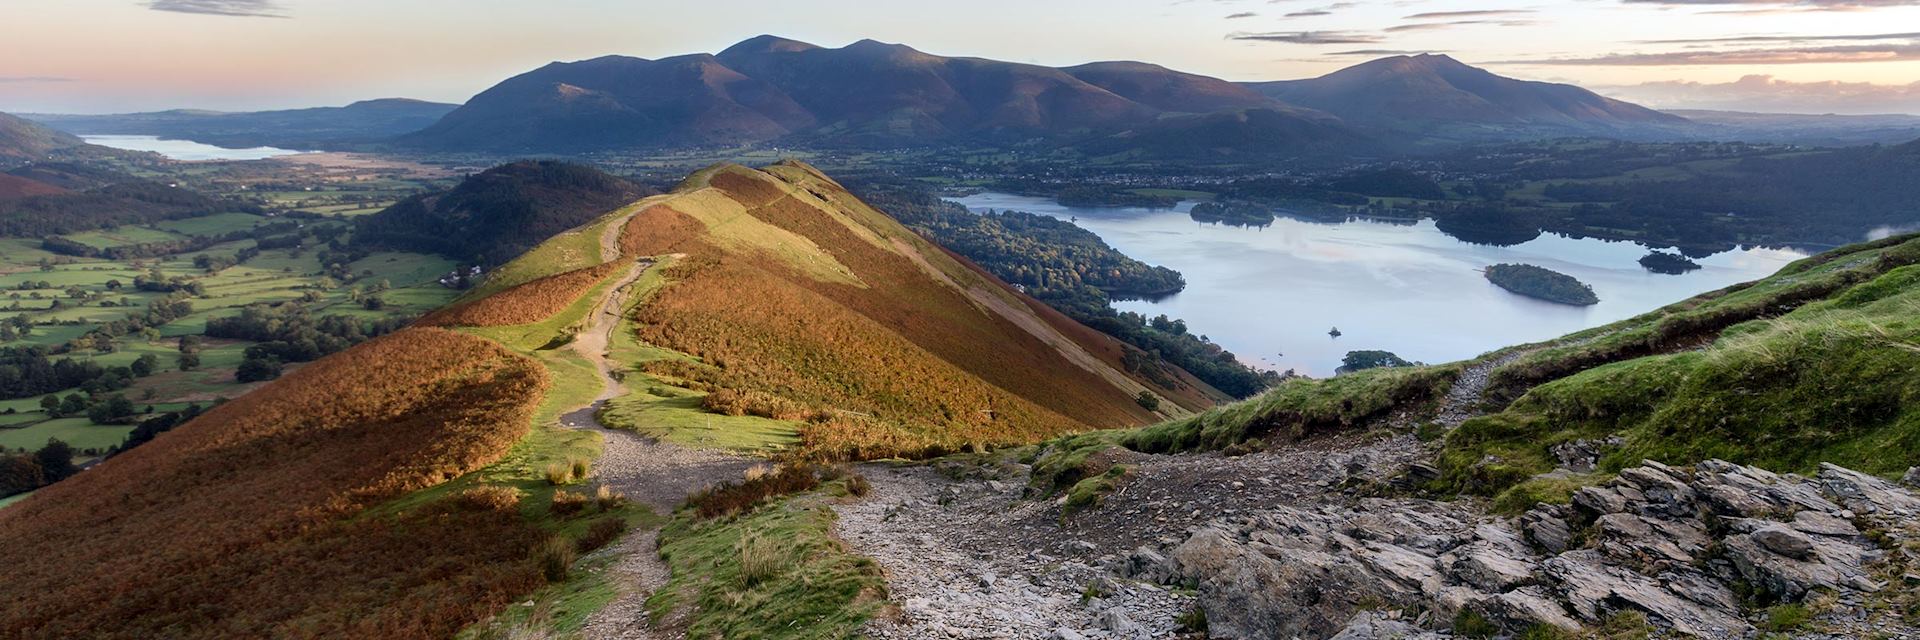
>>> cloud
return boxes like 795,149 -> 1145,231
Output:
1403,9 -> 1536,19
1598,74 -> 1920,114
1227,30 -> 1384,44
1226,11 -> 1259,18
1286,9 -> 1333,16
1386,19 -> 1538,32
0,76 -> 77,83
147,0 -> 286,18
1328,49 -> 1446,56
1622,0 -> 1920,11
1635,32 -> 1920,44
1492,42 -> 1920,65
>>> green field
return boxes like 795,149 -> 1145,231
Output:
0,211 -> 462,468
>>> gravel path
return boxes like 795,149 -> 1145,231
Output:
564,209 -> 754,640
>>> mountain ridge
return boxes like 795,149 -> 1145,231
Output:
1245,53 -> 1688,139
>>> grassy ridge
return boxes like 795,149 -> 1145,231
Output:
1440,237 -> 1920,495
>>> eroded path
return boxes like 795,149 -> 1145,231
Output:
552,209 -> 752,640
837,346 -> 1550,639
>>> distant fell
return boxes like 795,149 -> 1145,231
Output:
355,160 -> 652,265
1246,54 -> 1686,139
0,112 -> 84,160
28,98 -> 458,150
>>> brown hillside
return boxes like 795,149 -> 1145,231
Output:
0,174 -> 68,199
421,260 -> 623,327
612,162 -> 1196,458
0,328 -> 549,639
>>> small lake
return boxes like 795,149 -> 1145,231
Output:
80,135 -> 307,161
949,192 -> 1806,377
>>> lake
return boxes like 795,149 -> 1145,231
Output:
949,193 -> 1805,377
80,135 -> 307,161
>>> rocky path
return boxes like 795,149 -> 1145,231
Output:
836,430 -> 1437,639
835,345 -> 1563,639
556,209 -> 752,640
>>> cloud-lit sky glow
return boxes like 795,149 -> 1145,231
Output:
3,0 -> 1919,114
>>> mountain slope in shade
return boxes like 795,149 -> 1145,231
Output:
406,35 -> 1345,151
1062,61 -> 1289,115
403,54 -> 816,151
28,99 -> 458,149
714,37 -> 1155,143
1082,107 -> 1372,159
0,112 -> 84,160
1247,54 -> 1687,138
354,160 -> 653,265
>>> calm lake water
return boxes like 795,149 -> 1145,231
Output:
80,135 -> 306,161
949,192 -> 1805,377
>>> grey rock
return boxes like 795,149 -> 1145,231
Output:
1098,606 -> 1149,639
1820,463 -> 1920,516
1903,466 -> 1920,488
1752,525 -> 1817,559
1048,629 -> 1087,640
1329,611 -> 1442,640
1522,506 -> 1574,554
1790,510 -> 1860,537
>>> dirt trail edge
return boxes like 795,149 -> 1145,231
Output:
556,209 -> 752,640
836,347 -> 1548,639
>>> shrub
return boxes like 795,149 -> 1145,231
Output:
539,536 -> 576,583
569,457 -> 591,481
687,463 -> 822,519
736,531 -> 781,588
549,490 -> 589,517
593,485 -> 625,511
843,473 -> 871,497
543,463 -> 573,486
454,486 -> 522,511
576,517 -> 628,554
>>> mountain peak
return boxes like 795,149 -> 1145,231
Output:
720,34 -> 821,57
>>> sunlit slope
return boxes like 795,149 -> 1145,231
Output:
595,161 -> 1202,457
0,329 -> 551,639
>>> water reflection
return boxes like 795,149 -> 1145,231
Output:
948,192 -> 1804,377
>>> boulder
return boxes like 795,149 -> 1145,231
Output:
1329,611 -> 1442,640
1751,526 -> 1816,559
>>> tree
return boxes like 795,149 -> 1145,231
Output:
33,438 -> 76,483
177,352 -> 201,371
0,453 -> 43,497
87,395 -> 136,424
1134,391 -> 1161,411
131,354 -> 159,377
235,356 -> 283,383
58,393 -> 89,416
1339,350 -> 1415,373
38,394 -> 59,416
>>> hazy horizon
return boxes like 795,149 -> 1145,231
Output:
5,0 -> 1920,115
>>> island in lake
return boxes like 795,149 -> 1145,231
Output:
1189,201 -> 1274,226
1639,250 -> 1703,275
1483,263 -> 1600,306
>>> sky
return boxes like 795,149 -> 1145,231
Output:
3,0 -> 1919,114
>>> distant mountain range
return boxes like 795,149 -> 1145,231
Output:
400,35 -> 1361,153
1244,54 -> 1688,141
400,38 -> 1704,154
53,40 -> 1920,157
28,99 -> 457,150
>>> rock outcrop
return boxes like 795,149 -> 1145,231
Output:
1125,460 -> 1918,639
